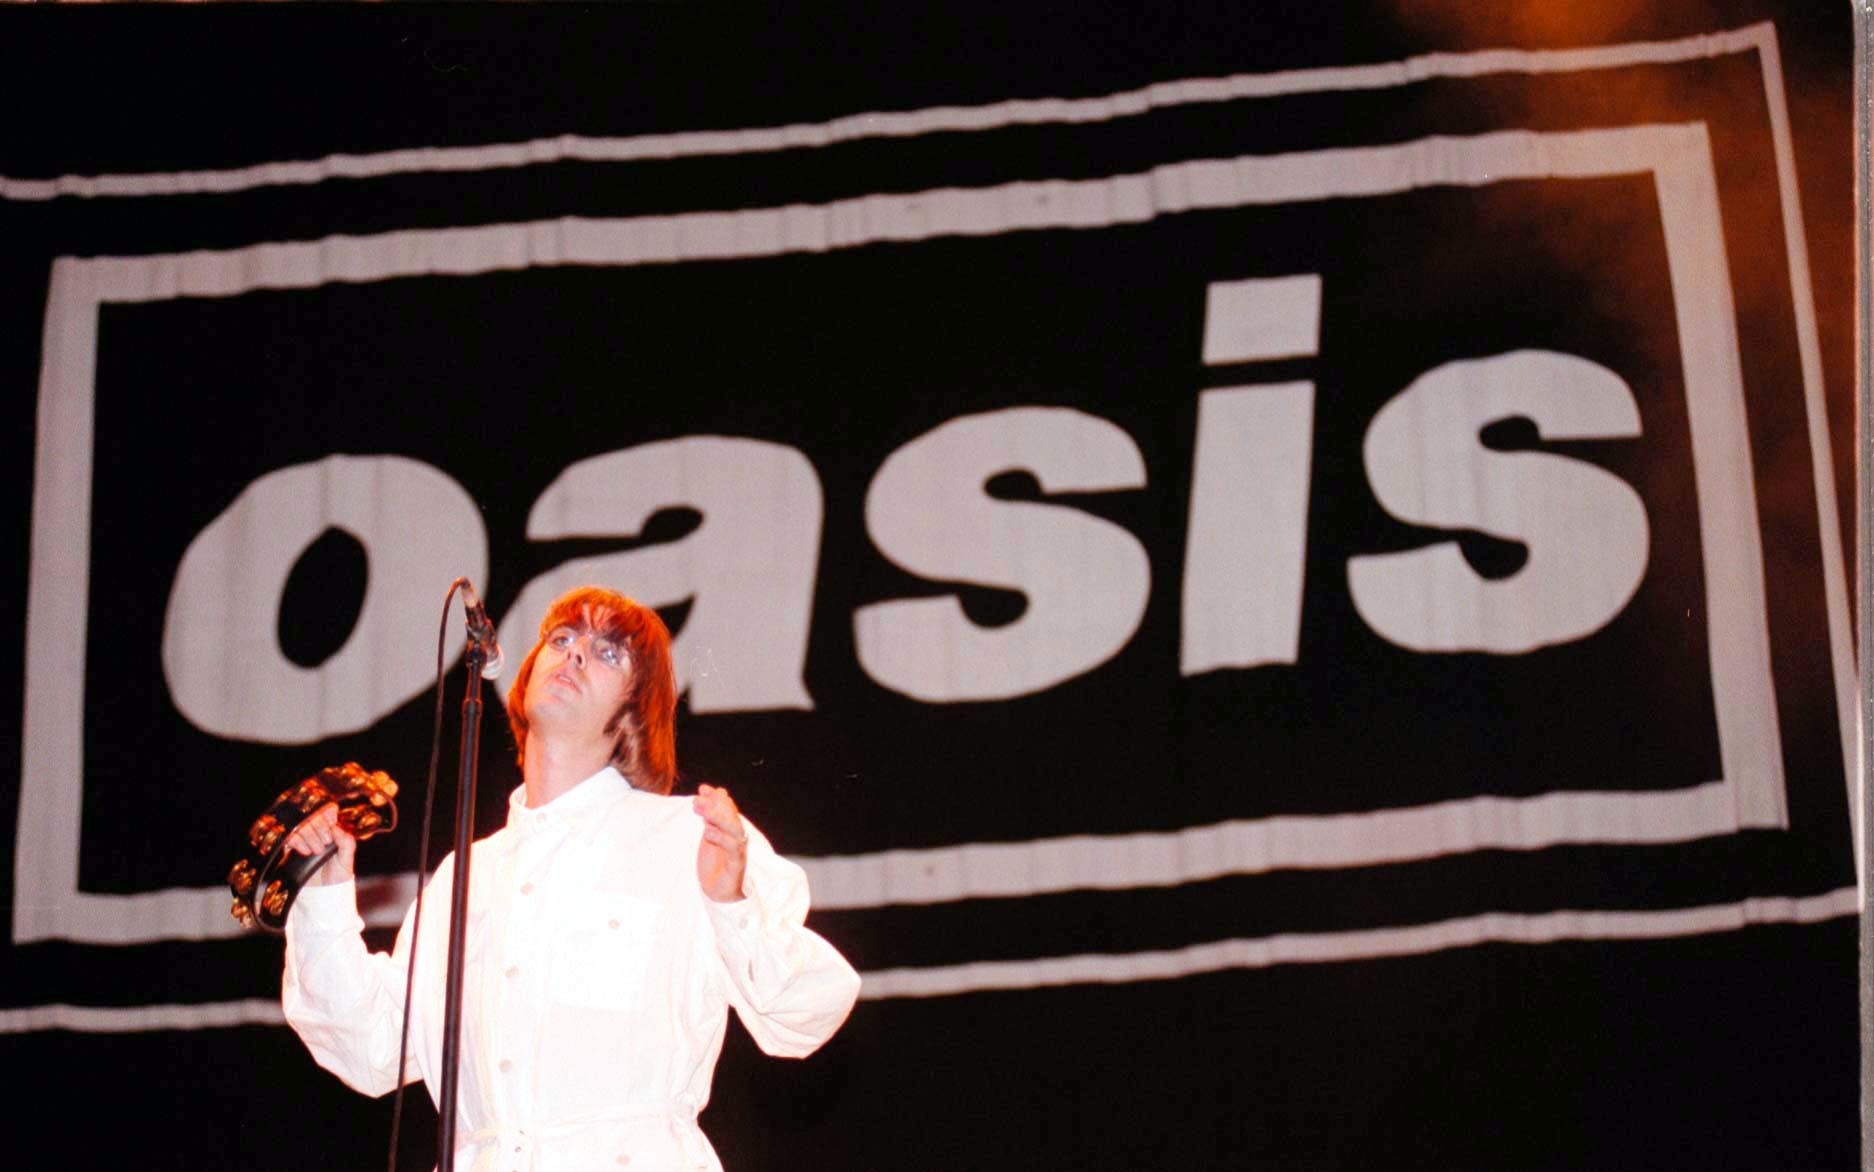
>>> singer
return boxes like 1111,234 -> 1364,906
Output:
278,585 -> 861,1171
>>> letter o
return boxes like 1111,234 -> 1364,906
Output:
162,454 -> 488,744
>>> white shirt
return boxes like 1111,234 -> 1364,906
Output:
283,766 -> 861,1172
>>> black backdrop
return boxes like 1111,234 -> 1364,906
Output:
0,4 -> 1860,1170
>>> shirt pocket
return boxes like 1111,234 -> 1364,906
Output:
550,891 -> 661,1012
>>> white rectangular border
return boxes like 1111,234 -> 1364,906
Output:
2,886 -> 1856,1032
10,24 -> 1857,1025
14,123 -> 1790,931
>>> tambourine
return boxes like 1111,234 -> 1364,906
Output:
227,762 -> 399,934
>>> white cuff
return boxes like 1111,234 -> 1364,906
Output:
287,878 -> 364,935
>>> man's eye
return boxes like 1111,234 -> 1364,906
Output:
598,645 -> 622,666
549,631 -> 574,648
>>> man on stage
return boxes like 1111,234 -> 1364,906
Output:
281,585 -> 861,1171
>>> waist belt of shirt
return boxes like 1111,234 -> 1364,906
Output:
462,1097 -> 707,1172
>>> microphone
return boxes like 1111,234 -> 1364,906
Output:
460,582 -> 504,680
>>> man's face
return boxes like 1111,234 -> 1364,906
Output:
522,607 -> 633,745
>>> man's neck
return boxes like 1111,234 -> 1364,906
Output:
521,734 -> 615,808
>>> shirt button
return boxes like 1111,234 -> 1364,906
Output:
608,919 -> 620,930
520,883 -> 535,895
499,1059 -> 513,1073
505,965 -> 520,979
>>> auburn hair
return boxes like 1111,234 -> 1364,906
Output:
505,586 -> 678,795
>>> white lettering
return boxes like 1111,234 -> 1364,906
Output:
162,454 -> 488,743
1182,384 -> 1316,672
499,437 -> 823,713
1201,274 -> 1322,364
855,407 -> 1149,702
1348,349 -> 1649,653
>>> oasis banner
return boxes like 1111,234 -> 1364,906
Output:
0,5 -> 1858,1169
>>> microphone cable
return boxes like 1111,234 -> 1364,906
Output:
386,577 -> 478,1172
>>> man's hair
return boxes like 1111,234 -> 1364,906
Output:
504,586 -> 678,795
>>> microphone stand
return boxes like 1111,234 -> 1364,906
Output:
435,637 -> 487,1172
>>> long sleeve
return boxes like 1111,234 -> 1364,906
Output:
279,774 -> 859,1172
281,872 -> 430,1097
705,821 -> 861,1058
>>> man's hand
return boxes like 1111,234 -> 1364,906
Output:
693,784 -> 747,903
283,803 -> 357,887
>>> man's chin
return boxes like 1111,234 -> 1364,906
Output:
524,698 -> 574,731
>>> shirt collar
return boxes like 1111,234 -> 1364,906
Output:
506,764 -> 634,837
